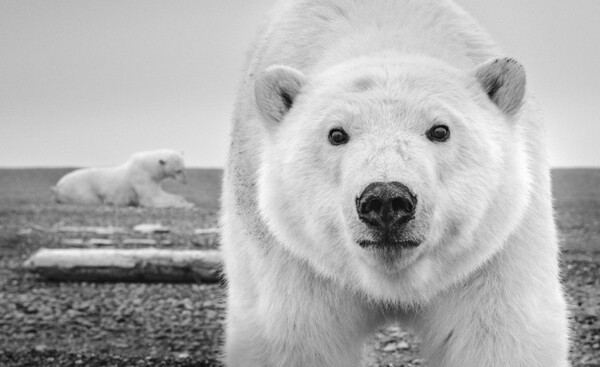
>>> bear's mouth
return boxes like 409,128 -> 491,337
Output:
357,239 -> 421,249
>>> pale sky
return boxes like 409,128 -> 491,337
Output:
1,0 -> 599,168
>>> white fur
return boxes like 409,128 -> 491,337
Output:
221,1 -> 569,366
53,149 -> 193,208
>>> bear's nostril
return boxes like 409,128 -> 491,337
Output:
361,198 -> 382,215
391,197 -> 415,213
368,199 -> 382,214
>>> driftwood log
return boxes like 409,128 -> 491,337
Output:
23,248 -> 222,283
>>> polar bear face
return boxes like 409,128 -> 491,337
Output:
255,56 -> 531,303
159,152 -> 188,184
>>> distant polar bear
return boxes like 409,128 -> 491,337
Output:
221,0 -> 569,366
53,149 -> 193,208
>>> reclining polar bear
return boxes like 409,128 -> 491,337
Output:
53,149 -> 193,208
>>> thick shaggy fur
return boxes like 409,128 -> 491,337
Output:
53,149 -> 192,208
221,0 -> 569,366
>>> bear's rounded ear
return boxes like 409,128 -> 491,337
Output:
474,57 -> 526,116
254,65 -> 306,126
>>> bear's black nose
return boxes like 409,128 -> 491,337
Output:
356,182 -> 417,229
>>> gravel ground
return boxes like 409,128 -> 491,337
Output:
1,169 -> 599,366
2,225 -> 599,366
0,350 -> 217,367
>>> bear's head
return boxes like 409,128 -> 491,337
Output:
254,55 -> 531,304
157,150 -> 188,184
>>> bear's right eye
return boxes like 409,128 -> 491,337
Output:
328,128 -> 349,145
426,125 -> 450,142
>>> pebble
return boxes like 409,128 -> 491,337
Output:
133,223 -> 171,234
382,343 -> 398,352
396,341 -> 410,350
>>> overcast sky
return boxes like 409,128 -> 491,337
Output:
1,0 -> 599,168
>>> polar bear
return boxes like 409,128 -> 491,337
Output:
53,149 -> 193,208
221,0 -> 569,366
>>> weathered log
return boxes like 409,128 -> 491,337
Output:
23,248 -> 222,283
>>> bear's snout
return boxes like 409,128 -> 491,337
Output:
356,181 -> 417,230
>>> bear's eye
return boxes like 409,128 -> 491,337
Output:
427,125 -> 450,142
328,128 -> 349,145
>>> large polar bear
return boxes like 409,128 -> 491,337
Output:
53,149 -> 193,208
221,0 -> 569,366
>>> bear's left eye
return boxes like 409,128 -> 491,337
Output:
328,128 -> 349,145
426,125 -> 450,142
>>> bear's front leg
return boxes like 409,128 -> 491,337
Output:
415,252 -> 570,367
223,249 -> 383,367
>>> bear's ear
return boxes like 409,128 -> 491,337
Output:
254,65 -> 306,126
474,57 -> 526,116
159,159 -> 166,165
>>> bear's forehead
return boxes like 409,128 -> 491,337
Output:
290,59 -> 483,130
309,74 -> 470,121
308,64 -> 472,109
